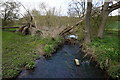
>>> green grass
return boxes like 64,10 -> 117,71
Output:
3,28 -> 17,32
2,31 -> 63,78
90,36 -> 120,78
87,20 -> 120,78
106,21 -> 120,30
40,37 -> 64,57
2,31 -> 41,78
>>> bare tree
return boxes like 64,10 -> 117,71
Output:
39,2 -> 48,15
68,0 -> 86,18
31,9 -> 41,17
97,2 -> 110,38
84,0 -> 92,43
1,1 -> 21,26
97,1 -> 120,38
39,2 -> 58,27
60,0 -> 120,40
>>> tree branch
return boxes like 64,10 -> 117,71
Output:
108,1 -> 120,13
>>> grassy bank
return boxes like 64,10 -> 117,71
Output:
2,28 -> 17,32
90,21 -> 120,78
81,21 -> 120,78
90,36 -> 120,78
2,31 -> 63,78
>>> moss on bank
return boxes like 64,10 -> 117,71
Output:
2,31 -> 63,78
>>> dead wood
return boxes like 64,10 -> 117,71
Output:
16,1 -> 40,35
59,18 -> 84,36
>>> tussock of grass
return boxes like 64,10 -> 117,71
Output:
40,37 -> 64,57
2,31 -> 63,78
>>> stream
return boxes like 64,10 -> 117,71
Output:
18,41 -> 107,79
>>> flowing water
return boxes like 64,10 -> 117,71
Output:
18,42 -> 107,78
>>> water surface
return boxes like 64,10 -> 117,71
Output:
18,43 -> 107,78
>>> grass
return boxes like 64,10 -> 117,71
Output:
40,37 -> 64,57
3,28 -> 17,32
90,36 -> 120,78
2,31 -> 63,78
2,31 -> 40,78
82,20 -> 120,78
90,20 -> 120,78
106,21 -> 120,30
2,24 -> 21,32
105,21 -> 120,36
76,20 -> 119,78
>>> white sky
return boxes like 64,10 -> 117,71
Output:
2,0 -> 119,16
16,0 -> 71,16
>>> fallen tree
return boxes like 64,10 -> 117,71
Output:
59,18 -> 84,37
59,1 -> 120,38
16,2 -> 42,36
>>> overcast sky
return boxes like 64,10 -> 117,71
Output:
16,0 -> 71,16
2,0 -> 119,16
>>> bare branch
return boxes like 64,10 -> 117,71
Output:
108,1 -> 120,13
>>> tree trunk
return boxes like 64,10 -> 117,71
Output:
84,0 -> 92,43
97,2 -> 110,38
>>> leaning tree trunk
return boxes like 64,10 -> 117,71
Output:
84,0 -> 92,43
97,1 -> 120,38
97,2 -> 110,38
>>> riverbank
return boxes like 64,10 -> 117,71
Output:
18,40 -> 108,78
81,33 -> 120,79
2,31 -> 64,78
